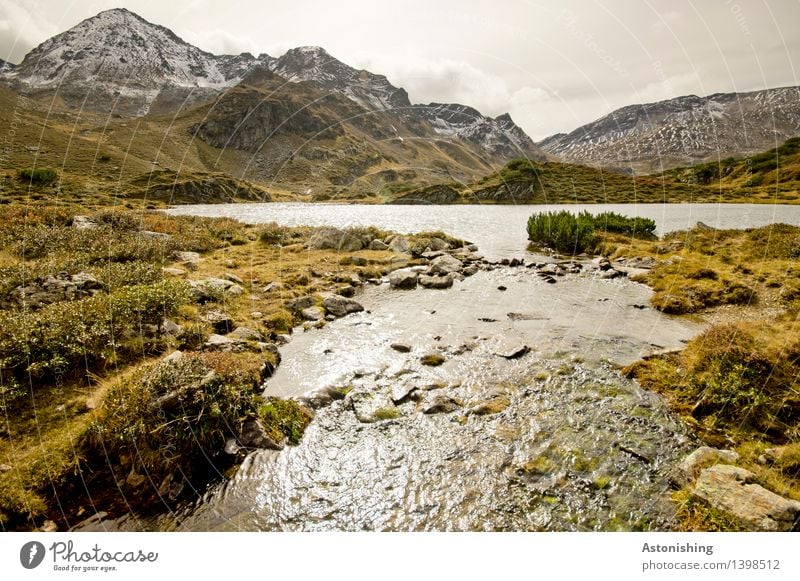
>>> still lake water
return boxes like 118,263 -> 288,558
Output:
166,202 -> 800,260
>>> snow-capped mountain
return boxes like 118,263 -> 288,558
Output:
272,46 -> 411,112
414,104 -> 540,159
539,87 -> 800,173
1,8 -> 542,161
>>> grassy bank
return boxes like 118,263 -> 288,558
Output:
0,204 -> 443,530
609,223 -> 800,529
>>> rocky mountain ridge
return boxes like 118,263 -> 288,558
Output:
539,87 -> 800,173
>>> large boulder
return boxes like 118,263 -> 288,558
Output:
323,295 -> 364,317
308,228 -> 364,252
429,254 -> 463,275
187,278 -> 243,302
419,273 -> 454,289
389,269 -> 418,289
691,464 -> 800,531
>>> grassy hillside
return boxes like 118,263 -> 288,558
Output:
389,139 -> 800,204
661,137 -> 800,202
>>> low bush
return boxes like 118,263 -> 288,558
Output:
527,210 -> 598,254
17,168 -> 58,186
624,318 -> 800,442
0,281 -> 189,382
527,211 -> 655,254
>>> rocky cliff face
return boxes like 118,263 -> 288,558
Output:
539,87 -> 800,173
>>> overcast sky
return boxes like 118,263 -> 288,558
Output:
1,0 -> 798,139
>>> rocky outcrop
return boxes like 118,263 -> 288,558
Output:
308,228 -> 366,252
390,184 -> 462,205
187,278 -> 245,302
6,272 -> 103,308
692,465 -> 800,531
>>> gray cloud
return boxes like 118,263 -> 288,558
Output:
1,0 -> 798,140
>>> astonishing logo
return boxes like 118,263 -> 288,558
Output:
20,541 -> 46,569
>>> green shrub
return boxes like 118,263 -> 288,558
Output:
258,222 -> 287,245
527,210 -> 598,254
0,281 -> 189,382
90,209 -> 140,231
17,168 -> 58,186
592,212 -> 656,238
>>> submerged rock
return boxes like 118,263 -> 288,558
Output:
347,390 -> 401,423
323,295 -> 365,317
419,273 -> 454,289
420,353 -> 446,366
423,393 -> 461,415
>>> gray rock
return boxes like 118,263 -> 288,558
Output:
308,228 -> 364,252
72,215 -> 98,229
423,393 -> 461,414
537,263 -> 561,276
370,239 -> 389,251
672,446 -> 740,487
387,235 -> 410,253
223,273 -> 244,284
228,326 -> 262,341
188,278 -> 239,302
323,295 -> 365,317
429,254 -> 463,275
462,265 -> 479,277
161,318 -> 182,336
599,269 -> 626,279
419,273 -> 454,289
163,350 -> 185,364
224,438 -> 241,455
390,343 -> 412,353
287,295 -> 315,310
262,282 -> 284,294
428,238 -> 450,251
137,230 -> 172,240
494,343 -> 530,359
175,251 -> 201,270
389,269 -> 418,289
203,310 -> 234,334
6,271 -> 104,309
162,267 -> 186,276
421,250 -> 446,260
692,464 -> 800,531
0,463 -> 12,473
239,418 -> 284,450
300,306 -> 325,321
203,334 -> 242,351
391,381 -> 417,404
